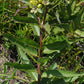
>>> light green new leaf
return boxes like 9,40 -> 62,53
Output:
49,62 -> 57,70
75,29 -> 84,37
3,34 -> 38,56
28,72 -> 38,81
43,23 -> 51,34
42,70 -> 84,78
31,24 -> 40,36
17,47 -> 31,64
53,27 -> 64,34
13,16 -> 38,24
55,10 -> 61,24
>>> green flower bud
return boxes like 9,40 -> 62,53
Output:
37,4 -> 42,8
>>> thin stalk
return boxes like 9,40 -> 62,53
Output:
37,17 -> 43,84
38,33 -> 42,84
37,7 -> 48,83
3,0 -> 6,15
42,6 -> 48,24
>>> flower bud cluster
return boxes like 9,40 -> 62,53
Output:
29,0 -> 50,8
29,0 -> 43,8
29,0 -> 50,13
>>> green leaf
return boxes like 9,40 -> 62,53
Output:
3,34 -> 38,56
28,72 -> 38,81
73,8 -> 84,28
43,41 -> 68,54
75,29 -> 84,37
48,78 -> 67,84
13,16 -> 38,24
53,27 -> 64,34
31,24 -> 40,36
17,47 -> 38,81
55,10 -> 61,24
28,13 -> 40,36
5,62 -> 36,72
40,78 -> 51,84
64,76 -> 78,82
73,54 -> 84,72
71,0 -> 76,12
37,57 -> 49,64
17,46 -> 38,81
71,7 -> 80,15
79,77 -> 84,84
17,47 -> 32,64
50,0 -> 62,10
28,12 -> 37,20
42,70 -> 84,78
43,23 -> 51,34
30,81 -> 37,84
49,62 -> 57,70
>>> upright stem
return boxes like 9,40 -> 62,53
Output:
38,17 -> 42,84
38,34 -> 42,84
42,6 -> 48,24
37,6 -> 48,83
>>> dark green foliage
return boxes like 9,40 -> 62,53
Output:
14,16 -> 38,24
0,0 -> 84,84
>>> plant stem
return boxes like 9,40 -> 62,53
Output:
42,6 -> 48,24
38,33 -> 42,84
38,17 -> 43,84
37,6 -> 47,83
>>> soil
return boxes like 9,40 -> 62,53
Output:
0,36 -> 29,84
